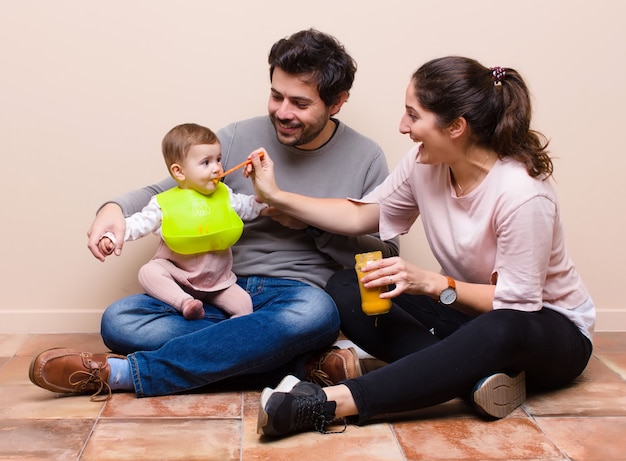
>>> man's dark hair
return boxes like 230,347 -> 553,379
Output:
268,29 -> 356,106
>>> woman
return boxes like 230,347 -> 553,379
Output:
247,56 -> 595,438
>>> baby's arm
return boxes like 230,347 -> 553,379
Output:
226,185 -> 268,221
97,197 -> 162,260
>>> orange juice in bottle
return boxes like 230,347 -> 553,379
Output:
354,251 -> 392,315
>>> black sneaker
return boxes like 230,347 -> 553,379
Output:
257,375 -> 345,437
472,371 -> 526,419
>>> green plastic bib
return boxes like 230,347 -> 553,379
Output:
156,184 -> 244,255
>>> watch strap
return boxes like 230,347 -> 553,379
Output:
438,275 -> 457,304
444,276 -> 456,291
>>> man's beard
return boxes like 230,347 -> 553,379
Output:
270,112 -> 329,148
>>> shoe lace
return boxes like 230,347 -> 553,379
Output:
308,369 -> 335,387
307,349 -> 337,387
68,368 -> 112,402
295,395 -> 347,435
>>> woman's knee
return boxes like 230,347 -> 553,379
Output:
326,269 -> 358,294
325,269 -> 360,312
462,309 -> 529,352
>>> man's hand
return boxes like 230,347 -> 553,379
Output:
261,207 -> 308,230
87,203 -> 126,261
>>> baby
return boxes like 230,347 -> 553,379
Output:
99,123 -> 267,320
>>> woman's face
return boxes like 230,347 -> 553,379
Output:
399,81 -> 452,165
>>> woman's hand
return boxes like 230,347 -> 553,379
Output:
86,203 -> 126,261
359,256 -> 439,299
244,149 -> 279,206
361,256 -> 496,315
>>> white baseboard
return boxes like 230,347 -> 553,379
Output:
1,308 -> 625,334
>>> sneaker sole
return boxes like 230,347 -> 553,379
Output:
473,371 -> 526,419
257,375 -> 301,435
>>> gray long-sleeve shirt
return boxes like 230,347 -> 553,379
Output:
109,116 -> 399,288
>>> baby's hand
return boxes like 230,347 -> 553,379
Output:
97,232 -> 117,257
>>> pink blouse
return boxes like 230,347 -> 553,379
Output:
359,145 -> 595,338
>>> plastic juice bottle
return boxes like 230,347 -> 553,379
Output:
354,251 -> 392,315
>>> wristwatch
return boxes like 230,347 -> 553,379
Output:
439,276 -> 457,305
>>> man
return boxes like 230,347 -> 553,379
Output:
29,29 -> 399,400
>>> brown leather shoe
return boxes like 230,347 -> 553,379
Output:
29,348 -> 126,401
305,346 -> 362,386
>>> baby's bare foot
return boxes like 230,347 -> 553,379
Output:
182,299 -> 204,320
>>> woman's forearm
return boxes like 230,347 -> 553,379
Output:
249,151 -> 380,235
269,190 -> 380,236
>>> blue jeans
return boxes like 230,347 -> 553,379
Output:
100,277 -> 340,397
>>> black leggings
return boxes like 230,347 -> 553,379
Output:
325,269 -> 592,423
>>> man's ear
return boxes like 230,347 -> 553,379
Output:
329,91 -> 349,116
169,164 -> 185,181
448,117 -> 467,139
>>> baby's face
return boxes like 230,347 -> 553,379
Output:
177,143 -> 223,195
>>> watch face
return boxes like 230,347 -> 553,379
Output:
440,288 -> 457,305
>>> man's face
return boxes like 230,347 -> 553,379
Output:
268,68 -> 332,150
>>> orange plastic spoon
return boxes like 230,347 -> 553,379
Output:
217,149 -> 265,180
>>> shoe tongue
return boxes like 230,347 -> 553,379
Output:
323,400 -> 337,418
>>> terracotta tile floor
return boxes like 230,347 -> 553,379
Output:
1,332 -> 626,460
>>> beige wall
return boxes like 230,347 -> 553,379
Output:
1,0 -> 623,333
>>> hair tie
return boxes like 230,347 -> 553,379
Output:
490,66 -> 506,86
